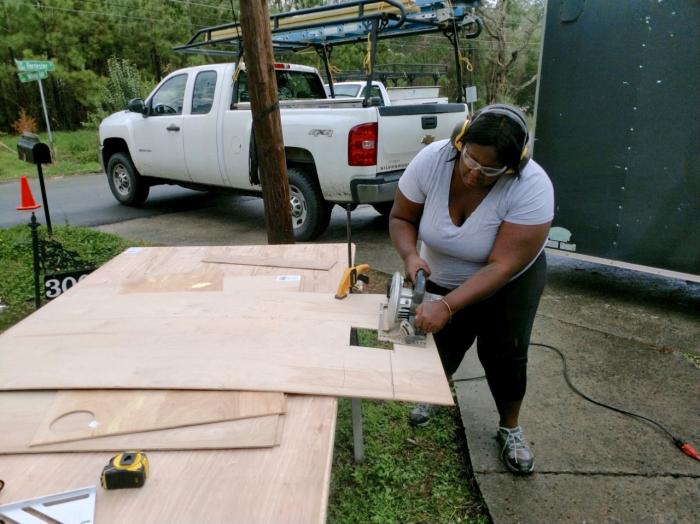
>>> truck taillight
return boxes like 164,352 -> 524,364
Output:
348,123 -> 378,166
274,63 -> 291,69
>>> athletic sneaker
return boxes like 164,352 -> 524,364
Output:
408,404 -> 435,427
496,426 -> 535,475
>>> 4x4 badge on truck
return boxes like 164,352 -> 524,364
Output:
309,129 -> 333,137
421,135 -> 435,145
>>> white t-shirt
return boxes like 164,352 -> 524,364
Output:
398,139 -> 554,289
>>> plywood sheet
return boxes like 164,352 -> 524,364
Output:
121,267 -> 225,293
202,253 -> 337,271
0,275 -> 452,404
82,245 -> 349,294
0,391 -> 282,453
0,246 -> 350,523
31,390 -> 286,446
0,396 -> 335,524
33,415 -> 283,452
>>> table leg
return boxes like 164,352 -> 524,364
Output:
351,398 -> 365,463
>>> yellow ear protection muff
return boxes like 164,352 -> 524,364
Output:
451,116 -> 472,152
451,104 -> 531,174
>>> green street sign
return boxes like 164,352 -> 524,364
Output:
18,70 -> 49,83
15,59 -> 55,73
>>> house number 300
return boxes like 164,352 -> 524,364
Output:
45,274 -> 89,299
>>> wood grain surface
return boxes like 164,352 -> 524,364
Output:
0,250 -> 452,404
202,253 -> 337,271
0,244 -> 446,523
0,395 -> 335,523
0,391 -> 283,453
31,390 -> 285,445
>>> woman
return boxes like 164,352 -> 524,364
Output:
389,104 -> 554,475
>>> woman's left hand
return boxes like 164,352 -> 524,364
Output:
415,300 -> 451,333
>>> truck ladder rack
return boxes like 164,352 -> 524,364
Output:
174,0 -> 481,102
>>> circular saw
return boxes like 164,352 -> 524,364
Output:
378,269 -> 441,346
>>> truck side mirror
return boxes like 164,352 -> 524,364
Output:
127,98 -> 146,115
363,96 -> 384,108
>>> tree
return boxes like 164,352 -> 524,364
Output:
474,0 -> 544,110
0,0 -> 546,130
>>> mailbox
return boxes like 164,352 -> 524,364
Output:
17,132 -> 52,165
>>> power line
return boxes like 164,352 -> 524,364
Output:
166,0 -> 231,11
75,0 -> 224,27
20,2 -> 194,25
84,0 -> 226,26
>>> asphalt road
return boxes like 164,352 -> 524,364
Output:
0,173 -> 216,229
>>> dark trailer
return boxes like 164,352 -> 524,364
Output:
534,0 -> 700,281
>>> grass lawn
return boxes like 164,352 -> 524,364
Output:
330,388 -> 489,523
327,321 -> 488,523
0,129 -> 101,181
0,231 -> 489,522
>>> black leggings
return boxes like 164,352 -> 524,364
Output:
427,252 -> 546,402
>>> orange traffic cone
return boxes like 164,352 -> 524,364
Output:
16,176 -> 41,211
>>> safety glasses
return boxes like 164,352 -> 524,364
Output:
461,147 -> 508,177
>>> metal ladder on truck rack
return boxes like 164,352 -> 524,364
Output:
174,0 -> 482,103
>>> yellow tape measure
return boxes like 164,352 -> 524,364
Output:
101,451 -> 149,490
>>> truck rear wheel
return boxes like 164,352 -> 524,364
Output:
288,167 -> 332,241
107,152 -> 149,206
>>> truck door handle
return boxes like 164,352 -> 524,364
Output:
421,116 -> 437,129
166,124 -> 181,132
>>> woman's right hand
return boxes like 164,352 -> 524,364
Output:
405,254 -> 431,283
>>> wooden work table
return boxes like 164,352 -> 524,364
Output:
0,244 -> 349,523
0,243 -> 451,522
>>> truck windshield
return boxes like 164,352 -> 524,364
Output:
236,70 -> 326,103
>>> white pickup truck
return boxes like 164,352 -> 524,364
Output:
99,62 -> 466,240
328,80 -> 449,106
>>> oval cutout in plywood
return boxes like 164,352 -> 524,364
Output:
49,410 -> 99,433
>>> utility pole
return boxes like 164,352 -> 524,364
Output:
239,0 -> 294,244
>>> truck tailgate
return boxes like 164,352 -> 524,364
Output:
376,103 -> 467,173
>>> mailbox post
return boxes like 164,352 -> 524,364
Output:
17,132 -> 53,235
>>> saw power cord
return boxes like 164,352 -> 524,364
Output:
451,341 -> 700,462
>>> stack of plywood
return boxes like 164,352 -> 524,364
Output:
0,244 -> 452,523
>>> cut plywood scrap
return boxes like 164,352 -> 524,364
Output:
31,390 -> 286,446
202,254 -> 336,271
0,391 -> 282,453
32,415 -> 282,452
0,396 -> 335,524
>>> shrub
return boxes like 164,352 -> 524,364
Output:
84,57 -> 153,128
12,109 -> 38,135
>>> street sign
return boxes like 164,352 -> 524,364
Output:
13,60 -> 55,157
15,59 -> 55,72
18,70 -> 49,83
